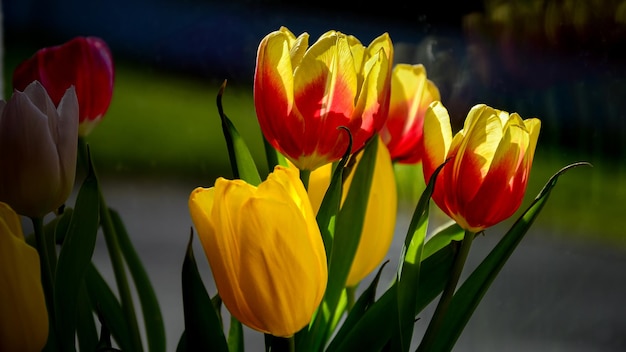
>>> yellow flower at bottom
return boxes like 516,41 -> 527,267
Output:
309,137 -> 398,287
188,166 -> 327,337
0,202 -> 48,351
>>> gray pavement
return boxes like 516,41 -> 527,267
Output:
77,176 -> 626,352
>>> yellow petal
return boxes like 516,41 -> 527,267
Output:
0,202 -> 48,352
422,101 -> 453,180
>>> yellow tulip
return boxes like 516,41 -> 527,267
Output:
0,202 -> 49,351
422,102 -> 541,232
309,137 -> 397,287
188,166 -> 327,337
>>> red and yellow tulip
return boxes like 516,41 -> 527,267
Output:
380,64 -> 440,164
254,27 -> 393,171
422,102 -> 541,232
189,166 -> 327,337
12,36 -> 114,136
0,202 -> 48,352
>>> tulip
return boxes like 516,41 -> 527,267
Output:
0,81 -> 79,217
422,102 -> 541,232
188,166 -> 327,337
308,136 -> 397,287
0,202 -> 49,351
12,36 -> 114,136
380,64 -> 440,164
254,26 -> 393,171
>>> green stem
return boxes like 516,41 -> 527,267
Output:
417,230 -> 475,352
32,216 -> 58,351
299,169 -> 311,191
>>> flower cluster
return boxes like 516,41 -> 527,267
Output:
0,26 -> 582,352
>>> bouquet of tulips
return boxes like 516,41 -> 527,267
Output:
0,27 -> 587,352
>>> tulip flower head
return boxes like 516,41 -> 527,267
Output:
422,102 -> 541,232
0,202 -> 49,351
380,64 -> 440,164
188,166 -> 327,337
13,36 -> 114,136
254,26 -> 393,171
308,136 -> 397,287
0,81 -> 79,218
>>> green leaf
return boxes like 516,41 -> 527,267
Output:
422,221 -> 464,260
316,126 -> 353,258
299,136 -> 377,351
393,159 -> 447,351
109,208 -> 166,352
217,80 -> 262,186
228,316 -> 244,352
428,162 -> 592,352
329,260 -> 389,346
263,136 -> 289,172
182,231 -> 229,352
54,161 -> 100,351
76,283 -> 98,352
84,263 -> 132,351
325,244 -> 456,352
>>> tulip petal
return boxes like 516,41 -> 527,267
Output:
0,85 -> 62,216
454,105 -> 504,210
254,30 -> 302,158
238,196 -> 325,337
293,33 -> 358,160
0,203 -> 48,351
422,101 -> 453,183
352,48 -> 390,150
382,64 -> 440,163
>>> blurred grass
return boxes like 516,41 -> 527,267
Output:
4,57 -> 624,247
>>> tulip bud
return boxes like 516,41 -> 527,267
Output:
0,81 -> 79,217
189,166 -> 327,337
308,137 -> 397,286
12,36 -> 114,136
422,102 -> 541,232
380,64 -> 440,164
254,27 -> 393,171
0,202 -> 49,351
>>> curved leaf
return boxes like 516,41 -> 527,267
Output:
109,208 -> 166,352
54,161 -> 100,351
181,232 -> 229,352
217,80 -> 261,185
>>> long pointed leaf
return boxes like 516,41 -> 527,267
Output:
393,160 -> 447,351
109,208 -> 166,352
76,283 -> 98,351
428,162 -> 591,351
84,263 -> 132,351
182,232 -> 229,352
217,80 -> 261,185
54,161 -> 100,351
